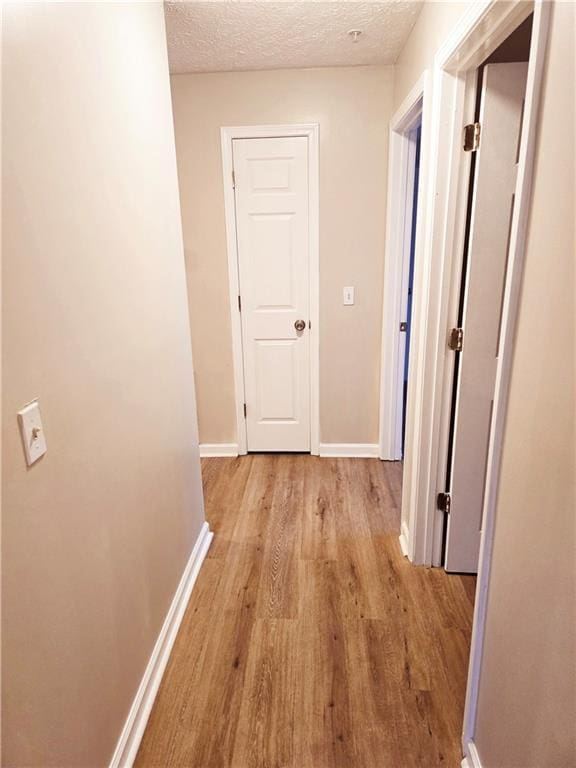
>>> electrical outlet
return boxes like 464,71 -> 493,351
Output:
343,286 -> 355,305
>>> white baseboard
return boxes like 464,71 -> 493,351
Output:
319,443 -> 380,458
199,443 -> 239,458
399,520 -> 410,557
200,443 -> 379,459
462,741 -> 483,768
109,521 -> 213,768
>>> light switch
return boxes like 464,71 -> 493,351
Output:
343,286 -> 355,305
18,399 -> 47,466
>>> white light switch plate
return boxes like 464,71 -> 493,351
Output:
18,400 -> 47,466
343,286 -> 355,305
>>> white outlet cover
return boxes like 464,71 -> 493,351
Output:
343,286 -> 355,305
18,400 -> 47,466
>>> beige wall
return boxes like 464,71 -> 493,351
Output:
2,3 -> 205,766
171,65 -> 394,445
394,0 -> 469,110
475,2 -> 576,764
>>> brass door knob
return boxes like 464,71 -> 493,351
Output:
294,319 -> 306,332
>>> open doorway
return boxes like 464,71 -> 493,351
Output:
398,3 -> 545,571
401,122 -> 421,455
379,77 -> 428,464
441,15 -> 533,573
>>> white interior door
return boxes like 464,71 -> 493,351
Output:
233,136 -> 310,452
445,63 -> 528,572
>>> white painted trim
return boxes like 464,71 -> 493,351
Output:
220,124 -> 320,456
109,522 -> 213,768
463,740 -> 483,768
409,1 -> 539,558
402,0 -> 539,567
221,131 -> 248,456
429,65 -> 479,567
308,127 -> 320,457
199,443 -> 239,458
379,71 -> 429,462
391,0 -> 549,759
319,443 -> 379,459
429,2 -> 535,570
438,0 -> 532,75
399,521 -> 410,558
394,66 -> 435,563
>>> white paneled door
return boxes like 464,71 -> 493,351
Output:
233,136 -> 311,452
445,63 -> 528,572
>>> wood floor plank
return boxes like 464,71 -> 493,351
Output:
300,457 -> 338,561
204,456 -> 254,559
230,454 -> 278,546
231,618 -> 298,768
255,476 -> 302,619
135,455 -> 476,768
218,541 -> 263,614
345,619 -> 414,767
295,558 -> 356,768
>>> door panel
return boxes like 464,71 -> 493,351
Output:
255,341 -> 299,420
445,63 -> 528,572
233,136 -> 310,452
249,214 -> 295,308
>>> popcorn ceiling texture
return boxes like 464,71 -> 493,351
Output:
165,1 -> 423,74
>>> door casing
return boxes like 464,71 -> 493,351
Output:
445,62 -> 529,574
220,124 -> 320,456
389,0 -> 550,762
379,72 -> 430,467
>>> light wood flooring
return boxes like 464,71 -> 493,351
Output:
136,455 -> 476,768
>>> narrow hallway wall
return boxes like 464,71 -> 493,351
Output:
474,3 -> 576,763
2,3 -> 205,765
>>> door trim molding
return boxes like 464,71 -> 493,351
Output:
109,522 -> 213,768
402,0 -> 539,568
220,124 -> 320,456
461,740 -> 483,768
379,71 -> 430,466
391,0 -> 549,758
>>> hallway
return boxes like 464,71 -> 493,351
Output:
136,456 -> 475,767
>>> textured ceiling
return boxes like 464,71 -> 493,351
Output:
165,1 -> 423,74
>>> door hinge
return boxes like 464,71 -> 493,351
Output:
243,403 -> 247,418
400,321 -> 408,332
437,492 -> 451,514
448,327 -> 464,352
238,295 -> 242,312
463,122 -> 481,152
232,170 -> 236,189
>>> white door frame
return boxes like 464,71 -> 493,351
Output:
392,0 -> 550,763
379,71 -> 430,462
220,124 -> 320,456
